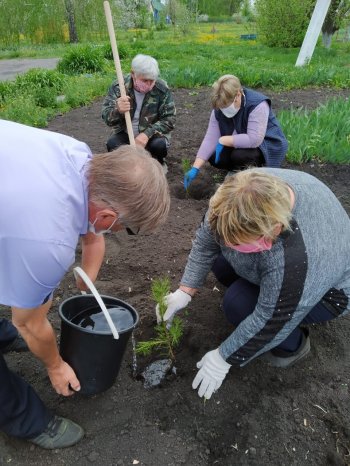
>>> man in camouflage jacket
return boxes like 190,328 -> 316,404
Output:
101,55 -> 176,169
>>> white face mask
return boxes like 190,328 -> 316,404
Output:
221,102 -> 240,118
88,217 -> 117,236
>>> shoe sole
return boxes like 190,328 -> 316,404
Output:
262,336 -> 311,368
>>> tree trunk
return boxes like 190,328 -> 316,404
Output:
64,0 -> 78,43
322,31 -> 332,48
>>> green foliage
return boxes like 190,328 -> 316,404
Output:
63,74 -> 112,107
57,45 -> 106,75
100,42 -> 130,61
279,97 -> 350,164
167,0 -> 193,34
198,0 -> 243,16
240,0 -> 256,22
255,0 -> 315,47
136,277 -> 184,361
14,68 -> 65,93
0,95 -> 52,127
181,158 -> 192,174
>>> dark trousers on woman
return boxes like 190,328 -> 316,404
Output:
212,255 -> 337,353
209,147 -> 265,171
0,319 -> 52,439
106,131 -> 168,165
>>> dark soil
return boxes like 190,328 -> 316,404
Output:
1,87 -> 350,466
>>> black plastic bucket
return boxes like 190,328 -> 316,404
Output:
59,294 -> 139,396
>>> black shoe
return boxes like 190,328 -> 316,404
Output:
29,416 -> 84,449
2,335 -> 29,354
263,329 -> 310,368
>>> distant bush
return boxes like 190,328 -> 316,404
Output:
198,14 -> 209,23
100,42 -> 130,60
14,68 -> 65,92
255,0 -> 315,47
232,14 -> 247,24
207,16 -> 232,23
58,45 -> 105,74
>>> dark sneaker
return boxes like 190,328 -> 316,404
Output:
2,335 -> 29,354
263,329 -> 310,368
30,416 -> 84,449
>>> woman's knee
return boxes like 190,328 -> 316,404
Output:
222,279 -> 260,326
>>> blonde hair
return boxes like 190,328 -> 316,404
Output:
208,169 -> 292,245
211,74 -> 242,109
88,145 -> 170,233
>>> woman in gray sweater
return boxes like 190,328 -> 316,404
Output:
158,168 -> 350,399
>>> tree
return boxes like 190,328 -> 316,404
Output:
64,0 -> 79,43
197,0 -> 243,16
322,0 -> 350,48
255,0 -> 316,48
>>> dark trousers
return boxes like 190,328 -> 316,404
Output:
212,255 -> 337,352
0,319 -> 51,439
106,132 -> 168,165
208,147 -> 265,171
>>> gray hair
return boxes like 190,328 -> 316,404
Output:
88,146 -> 170,233
131,54 -> 160,80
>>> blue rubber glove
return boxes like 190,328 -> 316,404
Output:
215,142 -> 224,164
184,167 -> 199,190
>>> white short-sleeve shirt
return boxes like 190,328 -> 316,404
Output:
0,120 -> 92,308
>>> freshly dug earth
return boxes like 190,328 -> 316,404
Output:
1,87 -> 350,466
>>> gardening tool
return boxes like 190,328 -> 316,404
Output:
103,0 -> 135,146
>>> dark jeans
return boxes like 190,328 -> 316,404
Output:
208,146 -> 265,171
106,131 -> 168,165
0,319 -> 51,439
212,255 -> 337,352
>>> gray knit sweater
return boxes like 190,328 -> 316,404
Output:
181,168 -> 350,366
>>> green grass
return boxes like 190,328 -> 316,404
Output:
279,97 -> 350,164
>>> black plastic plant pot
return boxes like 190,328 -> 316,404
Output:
59,294 -> 139,396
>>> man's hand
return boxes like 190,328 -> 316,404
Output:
156,289 -> 192,326
192,348 -> 231,399
135,133 -> 149,148
116,96 -> 131,114
47,359 -> 81,396
184,167 -> 199,190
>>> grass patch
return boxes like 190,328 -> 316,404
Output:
280,97 -> 350,164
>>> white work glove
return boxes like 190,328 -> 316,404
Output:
156,289 -> 191,325
192,348 -> 231,399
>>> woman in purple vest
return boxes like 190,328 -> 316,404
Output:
184,74 -> 288,190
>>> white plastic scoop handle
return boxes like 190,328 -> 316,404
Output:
73,267 -> 119,340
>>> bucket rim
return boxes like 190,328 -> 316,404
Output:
58,294 -> 139,336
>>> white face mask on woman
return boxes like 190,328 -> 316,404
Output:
221,102 -> 240,118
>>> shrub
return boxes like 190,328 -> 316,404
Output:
100,42 -> 130,60
58,44 -> 106,75
32,87 -> 58,108
198,14 -> 209,22
14,68 -> 65,92
0,95 -> 50,127
255,0 -> 315,47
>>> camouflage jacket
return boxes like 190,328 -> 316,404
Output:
101,74 -> 176,141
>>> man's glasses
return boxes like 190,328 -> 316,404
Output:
125,226 -> 140,236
